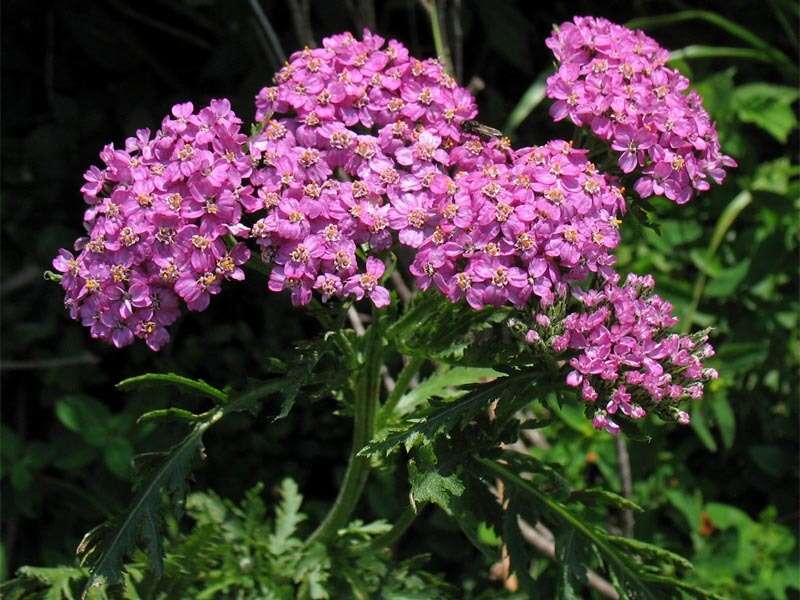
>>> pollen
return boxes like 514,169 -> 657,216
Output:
290,245 -> 310,263
136,193 -> 153,208
191,235 -> 211,250
160,261 -> 179,282
166,193 -> 183,211
334,250 -> 352,271
388,98 -> 404,112
110,264 -> 130,282
407,209 -> 427,229
304,183 -> 321,198
86,236 -> 106,253
418,88 -> 433,105
583,178 -> 601,194
299,149 -> 320,168
516,233 -> 534,251
355,141 -> 376,159
120,227 -> 139,247
360,273 -> 377,291
323,224 -> 341,241
485,243 -> 500,256
216,254 -> 236,273
329,131 -> 352,149
155,227 -> 176,245
178,143 -> 194,161
491,267 -> 509,287
495,202 -> 513,223
481,182 -> 501,198
198,271 -> 217,288
263,192 -> 280,209
352,180 -> 369,198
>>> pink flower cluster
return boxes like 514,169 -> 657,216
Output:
409,140 -> 626,309
246,30 -> 480,306
53,100 -> 252,350
549,273 -> 717,434
52,25 -> 723,434
545,16 -> 736,204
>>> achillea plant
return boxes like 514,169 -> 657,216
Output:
37,18 -> 735,600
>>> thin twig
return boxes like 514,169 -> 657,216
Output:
287,0 -> 315,47
250,21 -> 280,70
0,265 -> 40,296
467,75 -> 485,95
346,0 -> 376,31
450,0 -> 463,82
106,0 -> 212,49
616,436 -> 635,537
1,354 -> 100,371
390,271 -> 413,304
517,518 -> 620,599
248,0 -> 286,63
418,0 -> 454,75
347,306 -> 367,335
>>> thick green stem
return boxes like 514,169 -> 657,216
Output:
306,321 -> 383,547
377,355 -> 424,426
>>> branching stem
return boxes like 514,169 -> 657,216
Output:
305,319 -> 383,546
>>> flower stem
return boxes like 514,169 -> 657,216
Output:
377,355 -> 424,427
305,319 -> 384,547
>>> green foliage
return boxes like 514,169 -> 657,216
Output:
362,371 -> 540,458
732,84 -> 799,142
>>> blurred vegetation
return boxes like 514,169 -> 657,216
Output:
2,0 -> 798,597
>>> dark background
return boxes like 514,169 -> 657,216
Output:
2,0 -> 798,594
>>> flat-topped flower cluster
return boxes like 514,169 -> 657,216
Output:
54,22 -> 732,431
54,100 -> 252,350
545,16 -> 736,204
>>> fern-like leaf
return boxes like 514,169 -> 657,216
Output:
77,418 -> 212,596
269,479 -> 306,555
116,373 -> 227,404
475,457 -> 707,600
360,371 -> 539,458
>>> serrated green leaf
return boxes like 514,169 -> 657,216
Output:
605,535 -> 693,572
554,526 -> 589,600
269,479 -> 305,555
408,460 -> 465,513
476,457 -> 682,600
117,373 -> 227,404
569,488 -> 644,513
8,566 -> 86,600
136,408 -> 207,425
360,372 -> 537,458
387,291 -> 509,363
502,503 -> 537,595
391,366 -> 502,421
